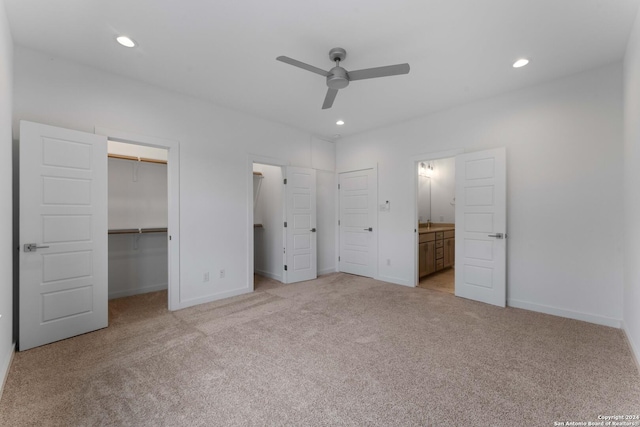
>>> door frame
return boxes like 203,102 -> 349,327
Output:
336,165 -> 379,280
411,149 -> 463,287
95,127 -> 181,310
247,155 -> 287,290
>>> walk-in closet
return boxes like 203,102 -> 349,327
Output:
253,163 -> 284,284
108,141 -> 168,301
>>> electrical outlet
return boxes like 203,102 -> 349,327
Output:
203,272 -> 210,282
440,215 -> 444,222
219,269 -> 225,279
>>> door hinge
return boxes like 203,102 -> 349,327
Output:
338,183 -> 340,189
338,256 -> 341,262
284,221 -> 287,228
338,220 -> 340,226
284,265 -> 288,271
283,178 -> 287,185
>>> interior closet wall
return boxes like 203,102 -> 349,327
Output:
253,164 -> 283,281
108,144 -> 168,299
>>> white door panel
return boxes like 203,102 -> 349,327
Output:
339,169 -> 377,278
455,148 -> 507,307
19,121 -> 108,351
285,167 -> 317,283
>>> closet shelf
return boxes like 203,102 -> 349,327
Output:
108,153 -> 168,164
108,227 -> 168,235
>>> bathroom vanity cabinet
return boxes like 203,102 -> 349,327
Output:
418,226 -> 454,278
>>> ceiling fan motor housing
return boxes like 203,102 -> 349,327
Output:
327,66 -> 349,89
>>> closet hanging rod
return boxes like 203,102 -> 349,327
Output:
108,227 -> 168,235
108,153 -> 168,165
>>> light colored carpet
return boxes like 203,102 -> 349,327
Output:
418,268 -> 455,294
1,273 -> 639,426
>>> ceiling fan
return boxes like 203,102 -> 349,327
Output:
276,47 -> 410,109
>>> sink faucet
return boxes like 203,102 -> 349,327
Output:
426,219 -> 431,229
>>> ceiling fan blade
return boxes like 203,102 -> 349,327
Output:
322,88 -> 339,109
276,56 -> 330,77
348,63 -> 410,81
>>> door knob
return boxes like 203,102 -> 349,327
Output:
364,227 -> 373,231
488,233 -> 504,239
310,228 -> 316,232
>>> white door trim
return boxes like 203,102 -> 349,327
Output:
337,165 -> 378,280
247,155 -> 288,291
94,127 -> 181,310
411,149 -> 463,286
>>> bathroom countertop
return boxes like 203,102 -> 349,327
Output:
418,225 -> 455,234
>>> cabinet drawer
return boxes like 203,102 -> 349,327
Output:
443,230 -> 455,239
436,247 -> 444,259
435,240 -> 444,249
435,232 -> 444,240
436,259 -> 444,270
419,232 -> 435,243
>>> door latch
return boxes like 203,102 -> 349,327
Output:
24,243 -> 50,252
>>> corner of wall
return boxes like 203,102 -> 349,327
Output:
622,322 -> 640,375
0,342 -> 15,399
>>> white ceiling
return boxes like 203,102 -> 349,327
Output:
4,0 -> 639,139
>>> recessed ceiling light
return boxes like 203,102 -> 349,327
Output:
116,36 -> 136,48
513,58 -> 529,68
336,120 -> 345,126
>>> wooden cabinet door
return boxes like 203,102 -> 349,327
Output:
425,241 -> 436,275
450,238 -> 455,267
443,238 -> 453,267
419,243 -> 427,278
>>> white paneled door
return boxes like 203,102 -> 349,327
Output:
339,169 -> 377,278
19,121 -> 108,351
455,148 -> 507,307
284,166 -> 317,283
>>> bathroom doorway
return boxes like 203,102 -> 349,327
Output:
415,155 -> 457,294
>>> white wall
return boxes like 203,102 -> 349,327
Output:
253,163 -> 283,281
417,175 -> 431,223
623,6 -> 640,365
0,0 -> 12,395
430,157 -> 456,223
13,46 -> 335,309
338,63 -> 624,327
108,157 -> 168,299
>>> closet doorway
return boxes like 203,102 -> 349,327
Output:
108,141 -> 169,303
252,162 -> 285,290
98,126 -> 180,310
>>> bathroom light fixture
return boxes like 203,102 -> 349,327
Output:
116,36 -> 136,48
419,161 -> 434,177
513,58 -> 529,68
336,120 -> 345,126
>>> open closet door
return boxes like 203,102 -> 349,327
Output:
454,147 -> 507,307
19,121 -> 108,351
284,166 -> 317,283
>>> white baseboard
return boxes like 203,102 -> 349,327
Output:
318,267 -> 336,276
377,274 -> 414,287
174,287 -> 253,311
0,342 -> 15,401
508,298 -> 622,328
109,283 -> 168,300
254,269 -> 282,282
622,321 -> 640,375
